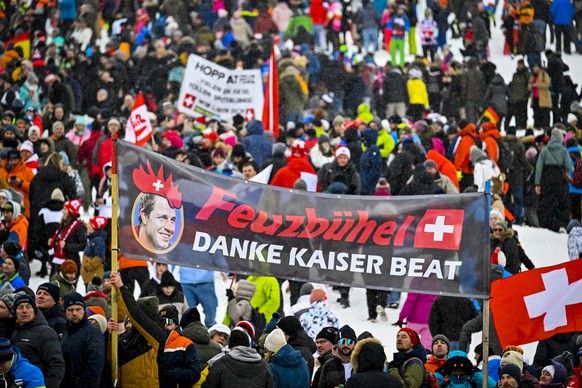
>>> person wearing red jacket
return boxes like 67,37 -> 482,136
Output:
454,122 -> 480,191
427,149 -> 460,191
271,140 -> 316,189
479,121 -> 501,165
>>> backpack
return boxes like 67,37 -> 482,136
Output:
250,307 -> 267,338
529,26 -> 545,52
496,138 -> 514,176
400,357 -> 439,388
572,156 -> 582,188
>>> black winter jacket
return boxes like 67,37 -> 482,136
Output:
202,347 -> 274,388
11,312 -> 65,388
428,296 -> 478,341
287,329 -> 317,378
61,316 -> 105,388
40,303 -> 67,338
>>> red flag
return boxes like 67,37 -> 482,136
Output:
483,106 -> 499,125
4,32 -> 30,59
490,260 -> 582,348
413,209 -> 465,251
125,92 -> 153,146
262,47 -> 279,138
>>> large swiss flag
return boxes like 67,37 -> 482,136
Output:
490,260 -> 582,348
413,209 -> 464,251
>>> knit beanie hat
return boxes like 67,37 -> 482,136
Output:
180,307 -> 201,328
63,292 -> 86,309
0,294 -> 17,313
208,324 -> 231,338
502,350 -> 524,371
338,325 -> 357,342
235,321 -> 256,342
277,316 -> 302,336
335,146 -> 351,159
553,351 -> 574,374
136,296 -> 160,320
551,128 -> 564,143
88,314 -> 107,334
159,305 -> 179,324
13,294 -> 37,314
160,271 -> 177,287
398,327 -> 420,348
85,305 -> 106,317
299,283 -> 314,296
316,327 -> 338,344
61,260 -> 78,275
2,240 -> 21,258
0,338 -> 13,362
500,363 -> 522,382
86,276 -> 103,292
37,283 -> 61,305
265,328 -> 287,353
63,199 -> 82,217
228,328 -> 250,348
310,289 -> 327,304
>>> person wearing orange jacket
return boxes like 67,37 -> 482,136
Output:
0,148 -> 35,219
427,149 -> 460,191
479,121 -> 501,165
0,200 -> 28,247
454,122 -> 480,191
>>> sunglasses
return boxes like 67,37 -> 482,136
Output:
493,228 -> 504,232
164,318 -> 175,325
338,338 -> 354,345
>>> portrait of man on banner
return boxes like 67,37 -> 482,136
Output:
131,161 -> 184,253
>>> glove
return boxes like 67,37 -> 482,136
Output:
263,312 -> 280,334
225,288 -> 235,301
392,320 -> 405,328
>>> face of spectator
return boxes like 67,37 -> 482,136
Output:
337,154 -> 349,167
315,338 -> 334,356
0,357 -> 12,373
2,258 -> 15,278
162,285 -> 175,296
0,301 -> 11,319
108,123 -> 120,134
396,331 -> 413,352
4,131 -> 16,140
500,374 -> 519,388
40,142 -> 49,154
15,302 -> 35,324
66,305 -> 85,324
539,370 -> 553,384
53,125 -> 65,138
337,338 -> 355,357
242,165 -> 257,180
2,207 -> 13,223
54,107 -> 64,120
156,263 -> 168,278
20,150 -> 32,160
36,289 -> 56,310
211,332 -> 229,347
432,339 -> 448,359
493,225 -> 505,239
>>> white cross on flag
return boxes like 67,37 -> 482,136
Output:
413,209 -> 464,251
490,259 -> 582,348
124,92 -> 153,146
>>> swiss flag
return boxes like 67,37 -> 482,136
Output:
490,260 -> 582,348
413,209 -> 464,250
124,92 -> 153,147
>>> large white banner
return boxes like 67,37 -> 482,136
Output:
177,54 -> 263,122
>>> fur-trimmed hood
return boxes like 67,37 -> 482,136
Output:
350,338 -> 386,373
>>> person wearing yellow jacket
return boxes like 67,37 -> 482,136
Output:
110,271 -> 167,388
407,68 -> 429,122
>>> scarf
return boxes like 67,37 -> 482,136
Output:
49,218 -> 82,264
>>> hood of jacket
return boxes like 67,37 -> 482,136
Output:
288,329 -> 317,354
459,124 -> 477,138
6,200 -> 21,219
184,321 -> 211,344
271,343 -> 305,367
246,120 -> 264,136
228,346 -> 263,363
363,127 -> 379,147
236,279 -> 256,302
351,338 -> 386,373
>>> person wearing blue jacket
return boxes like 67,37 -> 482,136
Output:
435,350 -> 497,388
264,328 -> 310,388
0,337 -> 45,388
179,267 -> 219,328
242,120 -> 273,169
359,127 -> 384,195
550,0 -> 581,54
58,0 -> 77,34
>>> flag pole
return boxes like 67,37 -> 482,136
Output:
482,181 -> 492,388
110,133 -> 120,386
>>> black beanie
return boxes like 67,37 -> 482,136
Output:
13,294 -> 37,314
229,329 -> 251,348
37,283 -> 61,305
4,257 -> 19,272
2,241 -> 21,257
277,316 -> 302,336
338,325 -> 357,342
180,307 -> 201,328
62,292 -> 86,309
316,327 -> 338,344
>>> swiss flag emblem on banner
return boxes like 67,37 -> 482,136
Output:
490,260 -> 582,348
124,92 -> 153,147
413,209 -> 464,250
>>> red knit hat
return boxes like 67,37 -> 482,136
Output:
310,289 -> 327,304
61,260 -> 78,275
89,216 -> 108,231
235,320 -> 255,341
399,327 -> 420,347
64,199 -> 82,217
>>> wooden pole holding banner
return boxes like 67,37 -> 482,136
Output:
110,133 -> 119,386
482,181 -> 492,388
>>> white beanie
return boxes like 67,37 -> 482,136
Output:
335,146 -> 351,159
542,365 -> 555,378
265,328 -> 287,353
568,113 -> 578,124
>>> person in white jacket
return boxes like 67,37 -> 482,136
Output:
470,145 -> 501,192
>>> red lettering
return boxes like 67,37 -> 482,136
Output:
322,217 -> 355,241
345,211 -> 377,243
393,215 -> 415,246
250,210 -> 283,235
297,208 -> 330,238
278,215 -> 305,237
373,221 -> 397,245
195,186 -> 237,220
228,205 -> 255,228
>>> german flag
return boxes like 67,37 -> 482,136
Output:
483,106 -> 499,125
4,31 -> 31,59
